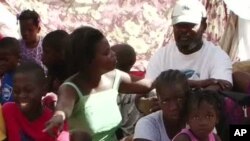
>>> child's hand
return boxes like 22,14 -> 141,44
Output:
43,111 -> 65,137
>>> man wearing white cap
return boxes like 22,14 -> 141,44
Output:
134,0 -> 232,141
146,0 -> 232,90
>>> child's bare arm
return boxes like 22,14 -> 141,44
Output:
119,70 -> 154,94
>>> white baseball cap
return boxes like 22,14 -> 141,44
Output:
171,0 -> 207,25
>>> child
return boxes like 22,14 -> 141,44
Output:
173,90 -> 221,141
41,30 -> 69,111
18,10 -> 44,68
44,26 -> 153,141
111,44 -> 141,139
0,37 -> 20,104
42,30 -> 69,93
134,70 -> 189,141
111,44 -> 136,73
2,62 -> 69,141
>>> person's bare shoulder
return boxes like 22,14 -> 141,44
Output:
173,133 -> 191,141
105,69 -> 117,78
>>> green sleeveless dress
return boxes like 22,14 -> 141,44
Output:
63,70 -> 122,141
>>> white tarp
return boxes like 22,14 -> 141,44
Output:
223,0 -> 250,61
238,18 -> 250,60
223,0 -> 250,20
0,3 -> 19,38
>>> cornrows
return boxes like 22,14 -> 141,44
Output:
155,69 -> 189,90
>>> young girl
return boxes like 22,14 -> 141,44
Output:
44,26 -> 153,141
18,10 -> 44,68
42,30 -> 69,93
2,62 -> 68,141
134,70 -> 189,141
41,30 -> 69,111
173,90 -> 221,141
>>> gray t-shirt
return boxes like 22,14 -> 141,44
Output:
117,94 -> 142,136
133,110 -> 171,141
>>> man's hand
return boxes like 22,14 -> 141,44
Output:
188,79 -> 232,91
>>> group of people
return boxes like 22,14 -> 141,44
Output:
0,0 -> 248,141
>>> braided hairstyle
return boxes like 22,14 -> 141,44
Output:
155,69 -> 190,122
15,61 -> 46,85
155,69 -> 189,93
186,90 -> 222,119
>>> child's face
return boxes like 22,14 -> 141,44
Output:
91,38 -> 116,73
20,19 -> 40,43
157,84 -> 186,123
13,73 -> 45,114
42,46 -> 61,68
0,50 -> 19,73
187,101 -> 218,139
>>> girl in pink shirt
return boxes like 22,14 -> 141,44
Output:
173,90 -> 221,141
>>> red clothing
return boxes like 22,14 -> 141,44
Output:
129,71 -> 146,78
2,102 -> 69,141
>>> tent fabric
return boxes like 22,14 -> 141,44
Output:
222,0 -> 250,61
237,18 -> 250,61
0,0 -> 229,70
223,0 -> 250,20
219,12 -> 239,61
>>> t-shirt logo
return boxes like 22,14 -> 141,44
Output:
2,84 -> 13,101
181,69 -> 200,80
182,6 -> 190,11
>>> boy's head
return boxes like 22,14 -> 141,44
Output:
13,62 -> 47,115
155,69 -> 189,123
42,30 -> 69,68
111,44 -> 136,72
18,10 -> 41,43
186,90 -> 221,139
0,37 -> 20,75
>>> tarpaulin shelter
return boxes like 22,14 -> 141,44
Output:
0,0 -> 249,70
